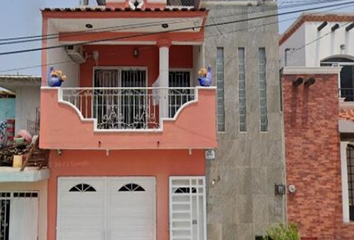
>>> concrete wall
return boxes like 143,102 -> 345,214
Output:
203,2 -> 286,239
279,24 -> 306,68
15,87 -> 40,133
305,21 -> 354,67
0,98 -> 16,122
0,180 -> 48,240
280,20 -> 354,68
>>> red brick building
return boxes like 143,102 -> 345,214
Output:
283,66 -> 354,240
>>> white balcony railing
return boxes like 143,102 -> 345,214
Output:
60,87 -> 196,130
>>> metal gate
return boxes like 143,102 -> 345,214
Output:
169,177 -> 206,240
0,192 -> 39,240
168,70 -> 192,118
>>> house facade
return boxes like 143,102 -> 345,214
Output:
280,13 -> 354,239
0,0 -> 287,239
40,1 -> 216,240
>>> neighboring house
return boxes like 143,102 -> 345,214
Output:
280,13 -> 354,239
0,75 -> 48,240
0,0 -> 286,240
0,75 -> 41,134
203,1 -> 286,240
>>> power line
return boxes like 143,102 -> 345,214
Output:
0,0 -> 348,45
1,1 -> 352,73
1,0 -> 353,56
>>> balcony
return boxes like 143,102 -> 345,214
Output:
40,86 -> 217,150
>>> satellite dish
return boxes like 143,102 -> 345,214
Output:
97,0 -> 106,5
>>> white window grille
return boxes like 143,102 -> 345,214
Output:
238,48 -> 246,132
216,48 -> 225,132
169,177 -> 206,240
258,48 -> 268,132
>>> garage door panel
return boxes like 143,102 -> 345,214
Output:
60,230 -> 104,240
58,177 -> 156,240
111,230 -> 154,239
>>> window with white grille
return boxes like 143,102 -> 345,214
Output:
238,48 -> 247,132
216,48 -> 225,132
258,48 -> 268,132
169,177 -> 206,240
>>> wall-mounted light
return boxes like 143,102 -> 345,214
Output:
85,23 -> 93,29
275,184 -> 286,196
317,21 -> 328,31
133,48 -> 139,58
304,77 -> 316,87
292,77 -> 303,87
57,149 -> 62,156
289,184 -> 296,194
162,23 -> 169,29
211,176 -> 221,186
331,23 -> 340,32
341,44 -> 346,50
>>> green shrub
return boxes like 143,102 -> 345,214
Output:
263,223 -> 299,240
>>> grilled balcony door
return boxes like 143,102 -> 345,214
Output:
94,68 -> 147,129
168,70 -> 191,118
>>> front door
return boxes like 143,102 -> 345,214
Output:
57,177 -> 156,240
0,192 -> 39,240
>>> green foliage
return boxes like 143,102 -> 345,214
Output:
263,223 -> 300,240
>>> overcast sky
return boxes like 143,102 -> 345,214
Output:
0,0 -> 353,76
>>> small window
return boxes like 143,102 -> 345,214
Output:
238,48 -> 247,132
258,48 -> 268,132
69,183 -> 96,192
118,183 -> 145,192
216,47 -> 225,132
174,187 -> 197,193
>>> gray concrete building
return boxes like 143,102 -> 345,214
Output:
202,1 -> 286,239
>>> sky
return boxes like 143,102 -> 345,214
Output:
0,0 -> 353,76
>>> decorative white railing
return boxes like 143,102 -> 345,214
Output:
60,87 -> 196,130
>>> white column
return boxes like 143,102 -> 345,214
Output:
341,141 -> 350,223
158,40 -> 170,119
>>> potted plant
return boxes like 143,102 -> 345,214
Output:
263,223 -> 299,240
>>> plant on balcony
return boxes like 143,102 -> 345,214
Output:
262,223 -> 299,240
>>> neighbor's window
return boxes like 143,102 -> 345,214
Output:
216,47 -> 225,132
238,48 -> 247,132
347,146 -> 354,221
258,48 -> 268,132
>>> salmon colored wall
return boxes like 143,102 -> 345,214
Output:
40,87 -> 217,150
47,149 -> 205,240
80,45 -> 193,87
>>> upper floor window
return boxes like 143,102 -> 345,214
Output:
216,47 -> 225,132
321,57 -> 354,102
258,48 -> 268,132
238,48 -> 246,132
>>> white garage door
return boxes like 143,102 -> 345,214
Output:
57,177 -> 156,240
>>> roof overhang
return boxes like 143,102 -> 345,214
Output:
43,8 -> 208,45
0,75 -> 41,92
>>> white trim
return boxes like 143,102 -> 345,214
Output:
339,119 -> 354,133
282,66 -> 342,75
341,141 -> 350,223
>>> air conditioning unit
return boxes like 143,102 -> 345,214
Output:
65,45 -> 85,64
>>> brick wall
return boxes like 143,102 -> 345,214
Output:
283,73 -> 354,240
